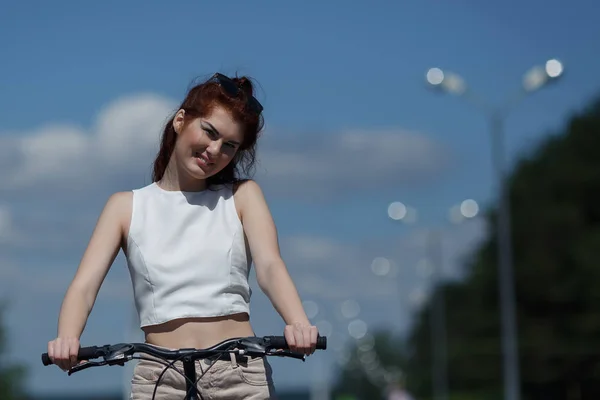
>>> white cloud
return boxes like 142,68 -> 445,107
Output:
1,93 -> 452,198
3,93 -> 176,190
15,125 -> 89,185
256,128 -> 452,198
94,95 -> 176,163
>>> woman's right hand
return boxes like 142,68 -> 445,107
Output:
47,337 -> 81,371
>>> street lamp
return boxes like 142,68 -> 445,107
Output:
425,59 -> 565,400
388,200 -> 480,400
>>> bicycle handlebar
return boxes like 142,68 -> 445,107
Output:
41,335 -> 327,368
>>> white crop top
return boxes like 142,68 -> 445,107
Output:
125,182 -> 252,328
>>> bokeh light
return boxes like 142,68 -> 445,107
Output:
546,58 -> 564,78
371,257 -> 391,276
460,199 -> 479,218
523,66 -> 547,91
442,72 -> 466,94
426,67 -> 444,85
387,201 -> 407,220
358,334 -> 375,352
348,319 -> 368,339
359,350 -> 377,365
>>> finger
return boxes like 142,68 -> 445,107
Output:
53,339 -> 65,370
310,326 -> 318,354
294,328 -> 306,354
47,341 -> 55,364
62,340 -> 74,371
69,340 -> 79,369
284,326 -> 297,353
53,339 -> 64,370
303,326 -> 313,355
60,340 -> 71,371
299,326 -> 310,354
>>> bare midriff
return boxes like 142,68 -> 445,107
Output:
142,313 -> 255,350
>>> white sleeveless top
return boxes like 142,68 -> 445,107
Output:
125,182 -> 252,328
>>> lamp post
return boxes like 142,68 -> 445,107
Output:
424,59 -> 565,400
388,199 -> 480,400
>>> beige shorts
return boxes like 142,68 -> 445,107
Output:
130,351 -> 278,399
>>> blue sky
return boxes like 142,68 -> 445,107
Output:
1,0 -> 599,396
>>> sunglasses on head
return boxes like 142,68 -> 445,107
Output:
209,73 -> 264,115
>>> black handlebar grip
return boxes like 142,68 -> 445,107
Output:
265,335 -> 327,350
265,336 -> 288,349
41,346 -> 100,366
316,336 -> 327,350
78,346 -> 100,360
41,353 -> 52,366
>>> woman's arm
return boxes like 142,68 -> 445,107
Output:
235,180 -> 318,354
48,191 -> 131,370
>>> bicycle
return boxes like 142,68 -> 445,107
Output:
41,335 -> 327,400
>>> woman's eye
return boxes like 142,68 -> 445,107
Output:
204,129 -> 217,138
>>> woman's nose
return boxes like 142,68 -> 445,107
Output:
207,140 -> 222,156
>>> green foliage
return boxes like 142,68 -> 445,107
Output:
409,96 -> 600,399
335,95 -> 600,399
0,302 -> 27,400
332,330 -> 406,400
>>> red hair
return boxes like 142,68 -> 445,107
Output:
152,74 -> 264,186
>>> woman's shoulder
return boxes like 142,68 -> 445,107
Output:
107,190 -> 133,203
231,179 -> 274,230
232,179 -> 269,216
92,191 -> 134,236
103,191 -> 133,216
232,179 -> 264,199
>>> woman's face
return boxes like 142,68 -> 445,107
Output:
172,105 -> 244,182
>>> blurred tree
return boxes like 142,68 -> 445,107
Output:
332,330 -> 407,400
0,302 -> 26,400
404,95 -> 600,399
334,94 -> 600,400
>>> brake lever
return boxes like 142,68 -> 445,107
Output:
267,349 -> 306,361
66,351 -> 131,376
105,352 -> 131,366
67,360 -> 106,376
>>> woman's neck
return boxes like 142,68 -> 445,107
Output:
159,158 -> 207,192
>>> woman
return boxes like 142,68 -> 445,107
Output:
47,73 -> 319,399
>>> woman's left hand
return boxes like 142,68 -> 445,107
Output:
284,322 -> 319,355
